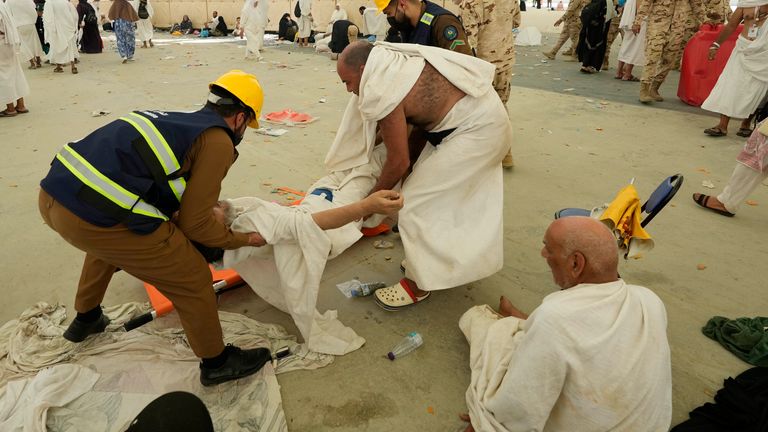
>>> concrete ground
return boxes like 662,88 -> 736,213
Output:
2,13 -> 766,431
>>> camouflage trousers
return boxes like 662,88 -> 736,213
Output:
493,67 -> 514,105
641,21 -> 686,84
603,17 -> 621,65
551,20 -> 582,55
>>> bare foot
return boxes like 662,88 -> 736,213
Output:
499,296 -> 528,319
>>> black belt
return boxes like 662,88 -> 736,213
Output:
424,128 -> 456,146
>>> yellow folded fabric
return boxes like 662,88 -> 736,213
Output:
758,119 -> 768,136
599,184 -> 654,258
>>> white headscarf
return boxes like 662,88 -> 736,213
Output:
0,1 -> 22,46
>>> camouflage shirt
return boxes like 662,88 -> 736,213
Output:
460,0 -> 521,68
635,0 -> 706,28
560,0 -> 590,23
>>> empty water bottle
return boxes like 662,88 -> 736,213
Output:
351,281 -> 386,297
387,332 -> 423,360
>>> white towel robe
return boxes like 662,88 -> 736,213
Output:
0,2 -> 30,106
617,0 -> 645,66
459,280 -> 673,432
6,0 -> 42,61
131,0 -> 154,42
241,0 -> 268,57
222,145 -> 388,356
702,18 -> 768,119
42,0 -> 78,65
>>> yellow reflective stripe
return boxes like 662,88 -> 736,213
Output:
169,177 -> 186,202
420,12 -> 434,25
120,112 -> 186,203
128,112 -> 180,173
56,144 -> 168,221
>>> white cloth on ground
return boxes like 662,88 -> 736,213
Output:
514,27 -> 542,46
701,19 -> 768,119
0,364 -> 99,432
617,0 -> 645,65
459,280 -> 672,432
0,3 -> 29,106
315,34 -> 331,52
223,145 -> 387,355
718,161 -> 768,213
347,42 -> 508,291
43,0 -> 78,64
0,302 -> 332,431
362,7 -> 388,39
241,0 -> 268,56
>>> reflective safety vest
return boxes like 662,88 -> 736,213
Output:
406,0 -> 454,46
40,108 -> 235,234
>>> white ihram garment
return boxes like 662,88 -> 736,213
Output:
222,145 -> 388,356
702,18 -> 768,119
460,280 -> 672,431
338,42 -> 510,291
241,0 -> 268,58
6,0 -> 42,61
130,0 -> 154,42
617,0 -> 645,65
0,2 -> 30,106
297,0 -> 312,38
362,7 -> 388,40
43,0 -> 78,64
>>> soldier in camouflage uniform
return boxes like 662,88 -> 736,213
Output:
634,0 -> 706,103
543,0 -> 590,61
457,0 -> 521,167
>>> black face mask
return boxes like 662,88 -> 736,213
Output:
387,15 -> 413,33
232,115 -> 248,146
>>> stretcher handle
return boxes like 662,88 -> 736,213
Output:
123,310 -> 157,332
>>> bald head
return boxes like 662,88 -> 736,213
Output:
337,41 -> 373,95
541,216 -> 619,289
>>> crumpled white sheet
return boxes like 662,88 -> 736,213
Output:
223,145 -> 387,356
0,302 -> 333,432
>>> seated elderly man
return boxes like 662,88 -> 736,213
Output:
459,216 -> 672,431
336,41 -> 511,311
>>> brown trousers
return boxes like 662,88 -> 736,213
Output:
38,189 -> 224,358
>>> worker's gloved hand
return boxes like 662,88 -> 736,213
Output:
363,190 -> 403,217
247,232 -> 267,247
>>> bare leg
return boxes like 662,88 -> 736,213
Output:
615,61 -> 625,78
740,116 -> 753,130
498,296 -> 528,319
705,115 -> 730,135
149,39 -> 154,47
623,64 -> 635,79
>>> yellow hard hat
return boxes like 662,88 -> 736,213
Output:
209,70 -> 264,128
374,0 -> 391,12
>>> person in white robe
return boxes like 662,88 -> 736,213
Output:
459,216 -> 672,432
240,0 -> 268,60
693,118 -> 768,217
297,0 -> 313,46
6,0 -> 42,69
326,4 -> 348,33
131,0 -> 154,48
334,41 -> 510,310
702,0 -> 768,137
615,0 -> 645,80
222,145 -> 393,355
0,0 -> 30,116
359,6 -> 388,41
43,0 -> 79,73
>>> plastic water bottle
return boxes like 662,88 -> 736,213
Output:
387,332 -> 423,360
351,281 -> 386,297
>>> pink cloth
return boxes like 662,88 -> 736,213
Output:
264,109 -> 314,124
736,122 -> 768,173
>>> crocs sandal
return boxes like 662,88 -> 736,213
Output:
374,279 -> 430,311
736,128 -> 753,138
692,193 -> 734,217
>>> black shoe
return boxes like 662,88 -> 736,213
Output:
63,314 -> 111,342
199,345 -> 272,386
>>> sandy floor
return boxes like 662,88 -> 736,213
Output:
2,14 -> 767,431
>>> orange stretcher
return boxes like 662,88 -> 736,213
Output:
123,266 -> 245,331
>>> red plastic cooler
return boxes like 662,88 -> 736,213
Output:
678,24 -> 743,107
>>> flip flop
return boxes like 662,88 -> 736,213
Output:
614,75 -> 623,79
736,128 -> 753,137
704,127 -> 727,137
15,108 -> 29,114
622,76 -> 640,82
0,110 -> 18,117
692,193 -> 735,217
374,279 -> 430,311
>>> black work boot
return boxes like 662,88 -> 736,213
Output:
199,345 -> 272,386
63,314 -> 111,342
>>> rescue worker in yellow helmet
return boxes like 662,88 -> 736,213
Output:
377,0 -> 473,55
38,70 -> 273,386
